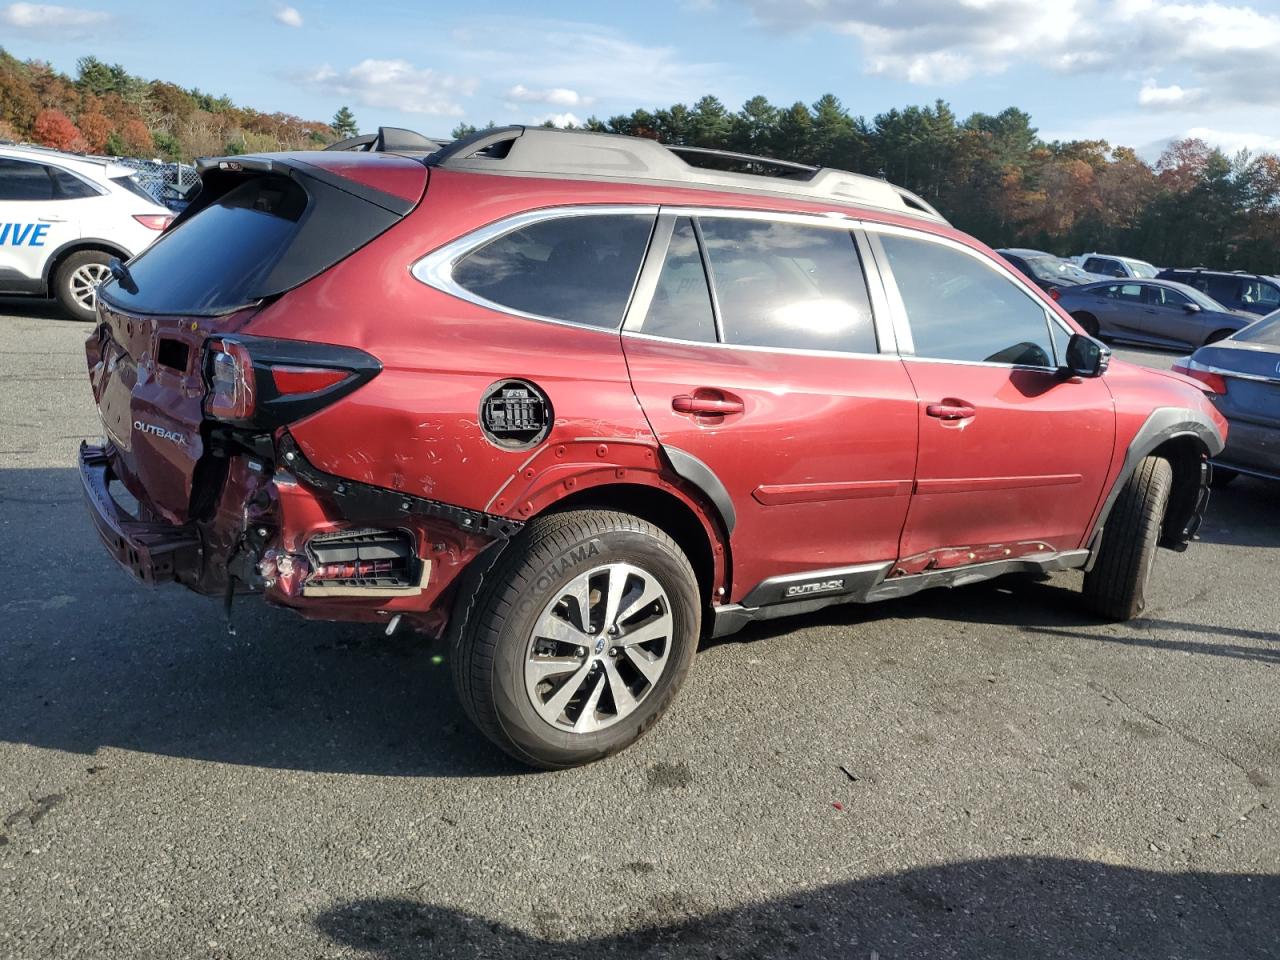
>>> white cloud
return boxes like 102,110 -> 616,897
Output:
736,0 -> 1280,110
1139,79 -> 1205,109
274,5 -> 302,28
301,59 -> 477,117
1182,127 -> 1280,155
507,84 -> 592,108
1,2 -> 110,35
535,112 -> 583,128
452,19 -> 735,108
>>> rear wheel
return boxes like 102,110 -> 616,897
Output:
1072,312 -> 1100,338
452,509 -> 700,769
53,250 -> 113,322
1082,456 -> 1173,620
1204,329 -> 1233,345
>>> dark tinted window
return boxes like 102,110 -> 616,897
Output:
1146,285 -> 1190,308
0,158 -> 55,200
102,172 -> 399,317
642,218 -> 716,343
881,234 -> 1055,367
698,218 -> 876,353
453,214 -> 654,329
1206,276 -> 1241,302
110,174 -> 160,205
1083,257 -> 1111,274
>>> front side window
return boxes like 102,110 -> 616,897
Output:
452,214 -> 655,329
880,233 -> 1056,368
1243,279 -> 1280,309
642,218 -> 716,343
1147,285 -> 1190,308
0,158 -> 55,201
698,217 -> 877,353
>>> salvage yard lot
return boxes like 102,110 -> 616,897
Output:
1,303 -> 1277,958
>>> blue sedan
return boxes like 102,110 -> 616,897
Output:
1174,311 -> 1280,485
1055,279 -> 1255,349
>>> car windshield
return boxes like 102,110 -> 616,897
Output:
1126,260 -> 1158,279
1232,310 -> 1280,345
1181,286 -> 1228,312
1025,256 -> 1080,282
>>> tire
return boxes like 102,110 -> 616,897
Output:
1204,329 -> 1233,345
53,250 -> 114,322
1210,466 -> 1238,488
1082,456 -> 1173,621
1072,312 -> 1100,338
452,509 -> 701,769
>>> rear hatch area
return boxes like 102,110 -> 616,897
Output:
85,153 -> 426,526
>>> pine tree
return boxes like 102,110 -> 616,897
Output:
331,105 -> 358,138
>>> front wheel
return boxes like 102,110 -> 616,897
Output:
53,250 -> 113,322
1082,456 -> 1173,620
452,510 -> 700,769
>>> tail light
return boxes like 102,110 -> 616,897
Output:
1171,357 -> 1227,395
133,214 -> 174,231
203,335 -> 381,428
1049,287 -> 1061,301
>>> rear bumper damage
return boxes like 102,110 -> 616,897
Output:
79,434 -> 519,634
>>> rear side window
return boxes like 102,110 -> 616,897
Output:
880,234 -> 1056,368
452,214 -> 654,329
642,218 -> 717,343
49,168 -> 98,199
100,172 -> 400,316
699,218 -> 877,353
1206,276 -> 1241,303
1085,257 -> 1118,275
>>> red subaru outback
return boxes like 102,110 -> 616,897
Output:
81,127 -> 1225,768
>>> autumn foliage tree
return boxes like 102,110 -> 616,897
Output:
31,108 -> 82,150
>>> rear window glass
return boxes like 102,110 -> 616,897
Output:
1233,312 -> 1280,345
451,214 -> 654,329
699,218 -> 876,353
111,174 -> 160,205
100,172 -> 398,316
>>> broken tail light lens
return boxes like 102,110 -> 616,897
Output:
133,214 -> 174,231
205,339 -> 257,421
1171,357 -> 1228,395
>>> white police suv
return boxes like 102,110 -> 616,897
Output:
0,144 -> 174,321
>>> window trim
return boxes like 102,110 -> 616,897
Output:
410,204 -> 659,333
862,221 -> 1074,371
622,205 -> 896,358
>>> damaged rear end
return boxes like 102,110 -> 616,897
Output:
80,150 -> 494,630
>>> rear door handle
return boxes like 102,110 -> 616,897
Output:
925,401 -> 976,421
672,394 -> 745,416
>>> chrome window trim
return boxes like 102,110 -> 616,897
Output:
410,204 -> 660,332
620,204 -> 893,358
1191,362 -> 1280,386
862,220 -> 1074,370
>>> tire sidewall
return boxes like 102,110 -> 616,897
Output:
489,525 -> 699,767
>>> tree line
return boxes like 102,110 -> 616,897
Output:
2,47 -> 1276,272
459,96 -> 1280,273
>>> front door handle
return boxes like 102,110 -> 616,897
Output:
925,401 -> 976,421
672,393 -> 744,416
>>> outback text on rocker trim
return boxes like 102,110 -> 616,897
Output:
79,126 -> 1226,768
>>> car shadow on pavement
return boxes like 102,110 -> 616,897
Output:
1194,476 -> 1278,549
313,855 -> 1280,959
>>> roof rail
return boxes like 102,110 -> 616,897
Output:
424,125 -> 947,223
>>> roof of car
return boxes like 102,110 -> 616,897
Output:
998,247 -> 1055,258
0,143 -> 135,179
1161,266 -> 1276,281
321,125 -> 948,224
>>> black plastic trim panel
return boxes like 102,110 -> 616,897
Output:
661,446 -> 736,535
277,433 -> 523,540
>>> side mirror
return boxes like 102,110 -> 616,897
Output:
1183,302 -> 1202,314
1064,333 -> 1109,378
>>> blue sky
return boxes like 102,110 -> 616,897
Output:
5,0 -> 1280,158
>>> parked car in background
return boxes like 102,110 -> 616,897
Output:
1074,253 -> 1159,279
0,144 -> 174,320
1174,310 -> 1280,485
1056,279 -> 1254,348
997,248 -> 1092,293
80,126 -> 1225,767
1157,267 -> 1280,317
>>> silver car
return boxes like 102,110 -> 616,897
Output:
1055,279 -> 1254,349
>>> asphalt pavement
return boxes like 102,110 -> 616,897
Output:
1,299 -> 1277,959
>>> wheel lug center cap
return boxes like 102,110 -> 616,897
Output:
593,637 -> 605,655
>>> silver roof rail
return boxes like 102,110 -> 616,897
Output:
425,126 -> 948,224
